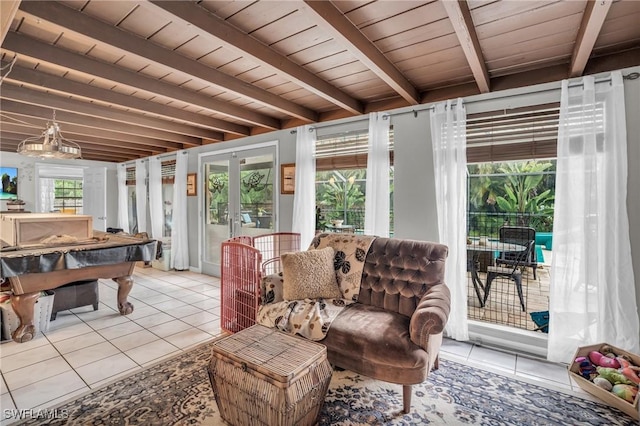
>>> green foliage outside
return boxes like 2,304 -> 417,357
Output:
316,169 -> 366,222
240,168 -> 273,215
53,179 -> 83,212
468,160 -> 556,234
315,168 -> 394,232
206,166 -> 273,224
207,171 -> 229,224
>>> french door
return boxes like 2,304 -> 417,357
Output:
201,146 -> 276,276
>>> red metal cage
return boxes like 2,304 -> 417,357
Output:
220,233 -> 300,334
253,232 -> 301,275
220,242 -> 262,334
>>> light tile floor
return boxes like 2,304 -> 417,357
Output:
0,266 -> 597,425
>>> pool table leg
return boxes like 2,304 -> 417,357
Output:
114,275 -> 134,315
10,292 -> 39,343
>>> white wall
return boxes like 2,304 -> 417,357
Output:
392,112 -> 439,242
0,151 -> 118,227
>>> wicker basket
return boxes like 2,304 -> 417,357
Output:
208,325 -> 332,426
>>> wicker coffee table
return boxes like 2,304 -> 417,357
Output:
208,324 -> 332,426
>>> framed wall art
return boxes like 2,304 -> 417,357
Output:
186,173 -> 197,196
281,163 -> 295,194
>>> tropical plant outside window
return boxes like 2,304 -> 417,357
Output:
467,159 -> 556,331
468,160 -> 556,236
206,162 -> 273,229
314,129 -> 394,234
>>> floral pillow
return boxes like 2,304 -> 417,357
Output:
281,247 -> 342,301
260,273 -> 284,305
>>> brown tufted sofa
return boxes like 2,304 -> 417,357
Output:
318,236 -> 451,413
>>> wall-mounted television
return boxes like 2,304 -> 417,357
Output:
0,167 -> 18,200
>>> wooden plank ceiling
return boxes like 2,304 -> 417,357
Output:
1,0 -> 639,163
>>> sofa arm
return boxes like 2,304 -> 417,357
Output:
409,283 -> 451,350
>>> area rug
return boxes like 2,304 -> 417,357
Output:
16,341 -> 635,426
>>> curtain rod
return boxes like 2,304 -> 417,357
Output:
122,150 -> 186,165
290,115 -> 371,134
372,71 -> 640,121
288,71 -> 638,129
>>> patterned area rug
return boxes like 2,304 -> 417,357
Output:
17,341 -> 635,426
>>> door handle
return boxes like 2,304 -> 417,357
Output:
98,217 -> 107,220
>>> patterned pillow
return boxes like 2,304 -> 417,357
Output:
260,273 -> 284,305
281,247 -> 341,301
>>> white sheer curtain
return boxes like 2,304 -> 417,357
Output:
39,178 -> 55,213
171,151 -> 189,270
117,164 -> 130,233
135,159 -> 147,234
292,125 -> 317,249
548,71 -> 639,363
430,98 -> 469,341
364,112 -> 390,237
148,157 -> 164,239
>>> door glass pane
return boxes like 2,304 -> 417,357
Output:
238,154 -> 274,237
204,159 -> 230,267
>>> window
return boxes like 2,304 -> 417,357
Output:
161,160 -> 175,237
314,130 -> 394,234
125,167 -> 137,232
127,161 -> 175,236
466,103 -> 559,331
53,179 -> 83,214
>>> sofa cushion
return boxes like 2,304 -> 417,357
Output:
323,303 -> 430,385
281,247 -> 341,300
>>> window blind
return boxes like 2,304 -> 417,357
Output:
315,129 -> 394,171
125,167 -> 135,185
125,160 -> 175,185
161,160 -> 176,184
466,103 -> 560,163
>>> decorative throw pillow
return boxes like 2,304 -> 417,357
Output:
281,247 -> 341,300
260,273 -> 284,305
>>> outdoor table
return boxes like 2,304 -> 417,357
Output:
466,240 -> 525,307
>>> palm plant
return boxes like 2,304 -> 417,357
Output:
468,163 -> 504,212
317,170 -> 365,222
494,161 -> 555,216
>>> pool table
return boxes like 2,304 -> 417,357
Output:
0,232 -> 156,343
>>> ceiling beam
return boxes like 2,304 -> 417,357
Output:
2,32 -> 280,130
1,139 -> 133,162
18,1 -> 318,122
3,62 -> 249,136
570,0 -> 613,77
302,0 -> 419,105
1,111 -> 176,150
0,123 -> 164,156
0,84 -> 208,145
150,1 -> 363,115
441,0 -> 490,93
0,0 -> 20,45
0,99 -> 183,150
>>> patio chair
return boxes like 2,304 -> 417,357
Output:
483,240 -> 535,312
496,226 -> 537,279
